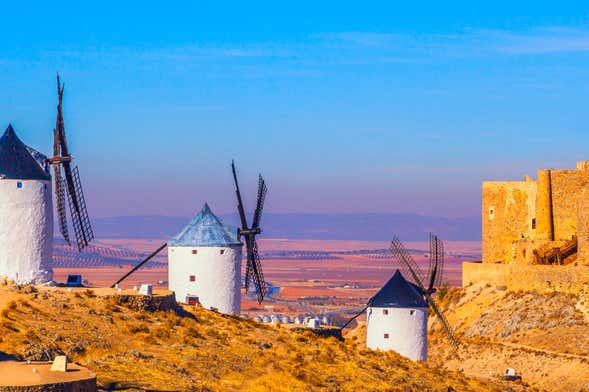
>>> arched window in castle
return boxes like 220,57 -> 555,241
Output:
532,218 -> 536,229
488,206 -> 495,220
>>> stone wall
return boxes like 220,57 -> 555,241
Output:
105,292 -> 177,312
463,261 -> 589,294
578,185 -> 589,265
551,170 -> 589,241
482,181 -> 536,264
291,327 -> 343,340
481,162 -> 589,265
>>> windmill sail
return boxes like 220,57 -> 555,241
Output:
389,234 -> 459,352
389,236 -> 427,289
65,167 -> 94,250
247,237 -> 266,301
426,295 -> 459,352
231,161 -> 268,303
252,175 -> 267,229
54,167 -> 69,243
51,74 -> 94,251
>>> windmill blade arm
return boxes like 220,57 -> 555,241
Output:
111,243 -> 167,287
427,295 -> 459,352
53,166 -> 70,244
340,305 -> 368,330
231,161 -> 249,230
427,234 -> 439,292
244,249 -> 253,292
434,239 -> 445,288
64,166 -> 94,251
390,236 -> 427,290
252,175 -> 267,229
246,238 -> 267,303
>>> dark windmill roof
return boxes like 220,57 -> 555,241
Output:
369,270 -> 428,308
0,125 -> 50,181
168,203 -> 242,247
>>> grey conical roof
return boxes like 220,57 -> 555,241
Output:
0,125 -> 50,181
369,270 -> 428,308
168,203 -> 241,247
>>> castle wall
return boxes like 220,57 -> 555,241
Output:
482,181 -> 536,264
578,185 -> 589,265
535,170 -> 553,241
463,261 -> 589,294
550,169 -> 589,241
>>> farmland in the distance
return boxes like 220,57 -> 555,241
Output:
53,238 -> 481,319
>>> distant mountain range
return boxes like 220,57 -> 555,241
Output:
87,213 -> 481,241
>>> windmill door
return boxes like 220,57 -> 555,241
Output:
187,296 -> 199,306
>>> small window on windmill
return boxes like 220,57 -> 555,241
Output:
17,182 -> 22,189
192,249 -> 198,255
382,309 -> 388,315
410,310 -> 416,315
488,206 -> 495,220
189,275 -> 196,282
383,333 -> 389,339
532,218 -> 536,229
220,249 -> 225,255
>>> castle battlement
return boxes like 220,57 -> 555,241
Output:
483,161 -> 589,265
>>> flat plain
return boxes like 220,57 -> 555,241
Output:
53,238 -> 480,319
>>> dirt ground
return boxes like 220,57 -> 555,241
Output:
427,283 -> 589,391
0,361 -> 95,387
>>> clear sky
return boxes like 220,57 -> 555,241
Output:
1,1 -> 588,218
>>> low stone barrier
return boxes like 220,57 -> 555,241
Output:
104,292 -> 177,312
463,261 -> 589,294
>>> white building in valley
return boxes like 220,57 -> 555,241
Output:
167,203 -> 242,314
366,270 -> 428,361
0,125 -> 53,284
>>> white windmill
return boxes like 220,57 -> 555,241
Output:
342,234 -> 459,361
167,203 -> 243,313
0,76 -> 94,284
110,161 -> 269,316
0,125 -> 53,283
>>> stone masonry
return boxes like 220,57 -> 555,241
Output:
482,161 -> 589,265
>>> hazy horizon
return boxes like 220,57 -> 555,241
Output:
81,212 -> 481,241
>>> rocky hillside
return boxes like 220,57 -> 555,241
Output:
428,282 -> 589,391
0,280 -> 495,392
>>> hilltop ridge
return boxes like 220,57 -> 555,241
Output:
0,279 -> 496,391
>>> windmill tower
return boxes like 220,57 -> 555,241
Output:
0,125 -> 54,283
366,270 -> 429,360
168,203 -> 243,314
0,76 -> 94,284
346,234 -> 458,361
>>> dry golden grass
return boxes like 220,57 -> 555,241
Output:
0,283 -> 497,392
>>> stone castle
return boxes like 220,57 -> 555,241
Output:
482,161 -> 589,266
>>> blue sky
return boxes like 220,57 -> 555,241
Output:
1,1 -> 589,218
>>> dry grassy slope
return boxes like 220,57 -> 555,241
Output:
428,282 -> 589,391
0,282 -> 494,392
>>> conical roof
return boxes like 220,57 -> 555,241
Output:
369,270 -> 428,308
0,125 -> 50,181
168,203 -> 241,247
